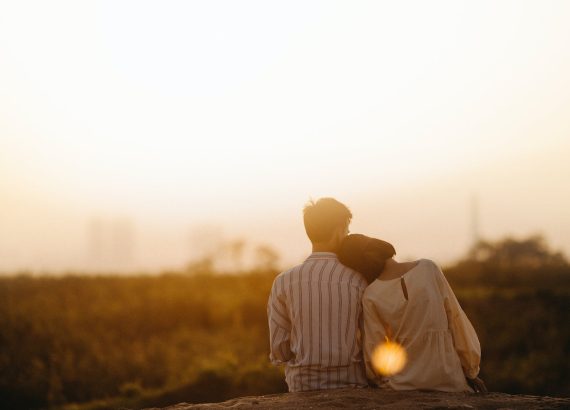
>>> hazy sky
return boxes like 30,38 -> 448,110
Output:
1,1 -> 569,272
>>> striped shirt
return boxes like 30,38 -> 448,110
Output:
267,252 -> 368,392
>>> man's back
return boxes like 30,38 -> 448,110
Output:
268,252 -> 368,391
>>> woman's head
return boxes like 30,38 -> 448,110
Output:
338,234 -> 396,284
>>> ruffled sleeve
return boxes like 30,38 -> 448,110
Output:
433,262 -> 481,379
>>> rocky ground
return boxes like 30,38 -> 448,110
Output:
145,388 -> 570,409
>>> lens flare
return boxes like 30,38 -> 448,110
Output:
371,341 -> 407,376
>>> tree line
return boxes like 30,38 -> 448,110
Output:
0,235 -> 568,409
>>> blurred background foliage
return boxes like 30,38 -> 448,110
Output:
0,235 -> 568,409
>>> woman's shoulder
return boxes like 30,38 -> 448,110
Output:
397,258 -> 439,273
417,258 -> 440,270
400,258 -> 438,276
413,259 -> 445,281
416,259 -> 453,292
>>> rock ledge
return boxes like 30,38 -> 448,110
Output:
147,388 -> 570,409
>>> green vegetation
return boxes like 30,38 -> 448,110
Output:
0,236 -> 568,409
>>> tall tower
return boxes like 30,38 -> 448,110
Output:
470,195 -> 481,257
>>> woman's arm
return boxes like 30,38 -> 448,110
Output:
432,262 -> 482,380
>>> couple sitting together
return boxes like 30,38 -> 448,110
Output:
267,198 -> 487,393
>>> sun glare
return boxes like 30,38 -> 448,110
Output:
371,341 -> 408,377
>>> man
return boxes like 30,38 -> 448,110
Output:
267,198 -> 368,391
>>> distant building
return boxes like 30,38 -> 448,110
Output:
87,216 -> 135,271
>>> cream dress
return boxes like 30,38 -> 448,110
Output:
362,259 -> 481,392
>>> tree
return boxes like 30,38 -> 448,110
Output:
254,245 -> 280,271
467,235 -> 567,269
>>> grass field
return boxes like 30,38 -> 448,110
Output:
1,258 -> 568,409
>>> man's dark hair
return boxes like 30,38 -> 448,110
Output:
303,198 -> 352,244
338,234 -> 396,284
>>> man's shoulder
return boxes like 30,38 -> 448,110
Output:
276,263 -> 304,278
337,263 -> 367,288
275,259 -> 366,288
272,263 -> 304,286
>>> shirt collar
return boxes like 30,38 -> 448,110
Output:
306,252 -> 338,261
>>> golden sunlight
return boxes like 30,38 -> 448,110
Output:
371,341 -> 408,376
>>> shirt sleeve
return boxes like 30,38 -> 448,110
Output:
433,262 -> 481,379
362,294 -> 388,384
267,275 -> 293,365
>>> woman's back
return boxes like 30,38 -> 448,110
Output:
362,259 -> 480,392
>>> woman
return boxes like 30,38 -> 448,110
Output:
338,234 -> 487,393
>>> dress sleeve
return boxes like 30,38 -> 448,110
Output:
433,262 -> 481,379
267,276 -> 293,365
362,294 -> 388,384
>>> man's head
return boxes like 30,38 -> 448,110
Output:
303,198 -> 352,252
